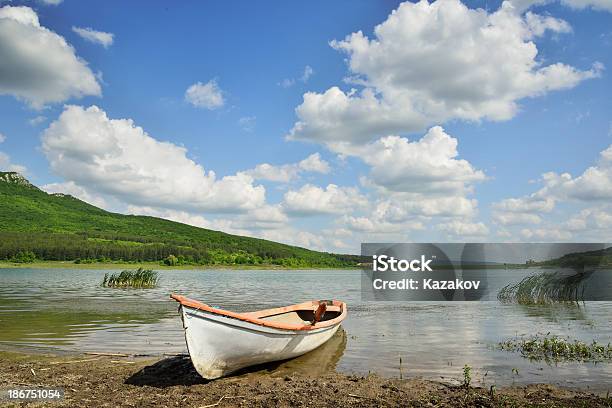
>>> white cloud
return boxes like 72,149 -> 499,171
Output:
72,26 -> 114,48
301,65 -> 314,82
279,78 -> 295,88
124,205 -> 349,251
238,116 -> 256,132
246,163 -> 297,183
42,181 -> 108,208
41,105 -> 266,213
297,152 -> 330,174
128,203 -> 289,233
564,207 -> 612,231
282,184 -> 368,215
287,0 -> 601,147
323,126 -> 484,229
279,65 -> 315,88
493,195 -> 555,213
438,220 -> 490,237
29,115 -> 47,126
245,153 -> 330,183
257,228 -> 327,251
524,11 -> 572,36
535,145 -> 612,201
492,194 -> 554,225
0,133 -> 26,172
0,6 -> 101,108
38,0 -> 63,5
357,126 -> 485,195
520,227 -> 572,240
493,141 -> 612,238
185,80 -> 224,110
342,215 -> 424,234
0,151 -> 26,173
371,195 -> 479,219
493,212 -> 542,225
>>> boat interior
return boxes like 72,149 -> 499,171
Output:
171,294 -> 346,330
258,308 -> 342,325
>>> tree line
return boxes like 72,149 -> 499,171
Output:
0,232 -> 362,267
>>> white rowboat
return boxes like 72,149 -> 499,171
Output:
171,294 -> 348,379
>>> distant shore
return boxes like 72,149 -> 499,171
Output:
1,351 -> 609,407
0,260 -> 359,270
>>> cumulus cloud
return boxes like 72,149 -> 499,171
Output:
357,126 -> 485,195
129,203 -> 288,233
493,212 -> 542,226
564,207 -> 612,232
342,214 -> 424,234
520,227 -> 572,240
492,194 -> 554,225
125,205 -> 350,251
502,144 -> 612,208
41,105 -> 266,213
287,0 -> 601,147
279,65 -> 315,88
72,26 -> 114,48
42,181 -> 108,208
537,148 -> 612,201
185,80 -> 224,110
28,115 -> 47,126
524,11 -> 572,36
282,184 -> 368,215
493,141 -> 612,237
0,151 -> 26,173
245,153 -> 330,183
0,133 -> 26,173
0,6 -> 101,108
371,195 -> 479,219
437,220 -> 490,237
331,126 -> 484,230
493,195 -> 555,213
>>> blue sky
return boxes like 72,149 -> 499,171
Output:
0,0 -> 611,252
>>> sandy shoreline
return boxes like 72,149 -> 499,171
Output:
1,351 -> 610,407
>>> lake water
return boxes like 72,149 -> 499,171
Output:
1,268 -> 611,392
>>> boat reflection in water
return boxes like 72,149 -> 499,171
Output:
234,327 -> 348,378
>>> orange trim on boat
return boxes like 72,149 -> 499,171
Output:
170,294 -> 347,331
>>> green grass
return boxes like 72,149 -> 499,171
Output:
0,172 -> 362,268
499,334 -> 612,362
102,268 -> 159,288
497,271 -> 591,304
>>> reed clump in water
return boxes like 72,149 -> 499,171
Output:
102,268 -> 159,288
497,271 -> 590,305
499,334 -> 612,362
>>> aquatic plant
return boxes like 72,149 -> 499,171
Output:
102,268 -> 159,288
462,364 -> 472,388
499,334 -> 612,363
497,271 -> 591,304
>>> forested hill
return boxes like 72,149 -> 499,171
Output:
0,172 -> 360,267
534,246 -> 612,268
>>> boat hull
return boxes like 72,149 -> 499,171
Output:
179,305 -> 341,379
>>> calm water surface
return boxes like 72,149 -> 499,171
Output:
1,268 -> 611,392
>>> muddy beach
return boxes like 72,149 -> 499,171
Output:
1,351 -> 611,408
